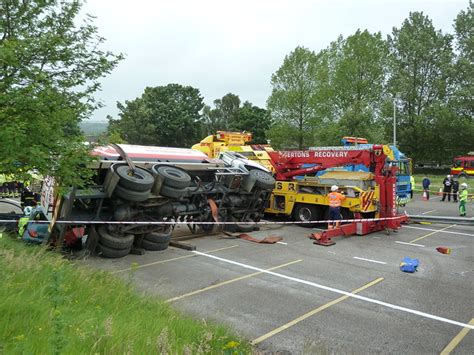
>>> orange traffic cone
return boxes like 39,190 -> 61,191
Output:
422,191 -> 428,201
436,247 -> 451,254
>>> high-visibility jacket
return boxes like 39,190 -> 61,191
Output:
459,189 -> 468,202
328,192 -> 345,207
18,217 -> 30,238
410,176 -> 415,187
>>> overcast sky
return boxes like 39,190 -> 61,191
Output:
81,0 -> 468,122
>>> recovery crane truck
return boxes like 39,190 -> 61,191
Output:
29,143 -> 275,258
265,145 -> 408,245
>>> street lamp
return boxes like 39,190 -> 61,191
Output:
393,93 -> 400,147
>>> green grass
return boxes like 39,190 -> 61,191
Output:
412,173 -> 447,192
0,236 -> 250,354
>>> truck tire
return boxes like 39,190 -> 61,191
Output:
116,165 -> 155,192
250,169 -> 275,190
153,165 -> 191,189
97,226 -> 134,249
159,184 -> 185,199
97,242 -> 131,258
144,232 -> 171,243
140,239 -> 169,251
293,204 -> 321,228
114,184 -> 150,202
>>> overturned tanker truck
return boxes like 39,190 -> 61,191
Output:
42,144 -> 275,258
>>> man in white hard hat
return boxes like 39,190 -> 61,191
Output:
459,183 -> 468,217
328,185 -> 345,230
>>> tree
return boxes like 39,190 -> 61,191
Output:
231,101 -> 272,144
110,84 -> 205,148
386,12 -> 454,163
0,0 -> 122,185
202,93 -> 241,133
267,46 -> 320,149
319,30 -> 389,143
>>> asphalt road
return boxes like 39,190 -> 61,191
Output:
84,195 -> 474,354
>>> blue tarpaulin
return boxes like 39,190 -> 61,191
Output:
400,257 -> 419,273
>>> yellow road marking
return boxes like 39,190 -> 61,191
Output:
111,244 -> 239,274
166,259 -> 302,303
409,225 -> 456,244
440,318 -> 474,354
252,277 -> 384,345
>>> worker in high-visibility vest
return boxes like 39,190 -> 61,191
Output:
410,175 -> 415,199
459,183 -> 468,217
328,185 -> 345,230
17,206 -> 33,239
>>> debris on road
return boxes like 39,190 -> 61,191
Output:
436,247 -> 451,254
399,257 -> 420,273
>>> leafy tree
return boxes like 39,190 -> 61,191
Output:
386,12 -> 454,163
267,46 -> 320,149
231,101 -> 272,144
0,0 -> 122,185
110,84 -> 205,148
319,30 -> 389,143
202,93 -> 241,133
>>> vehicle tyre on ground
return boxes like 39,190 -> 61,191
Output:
115,165 -> 155,192
293,203 -> 322,227
249,169 -> 276,190
97,242 -> 131,258
144,232 -> 171,244
97,225 -> 134,249
140,239 -> 169,251
153,165 -> 191,189
114,184 -> 150,202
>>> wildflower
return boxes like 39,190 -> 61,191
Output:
223,341 -> 240,349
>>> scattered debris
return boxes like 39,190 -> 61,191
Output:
399,257 -> 419,273
436,247 -> 451,254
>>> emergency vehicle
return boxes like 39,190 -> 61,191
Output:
451,154 -> 474,180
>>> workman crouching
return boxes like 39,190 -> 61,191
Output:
328,185 -> 345,230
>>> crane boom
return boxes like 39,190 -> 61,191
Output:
268,145 -> 388,180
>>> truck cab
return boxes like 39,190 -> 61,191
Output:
451,155 -> 474,180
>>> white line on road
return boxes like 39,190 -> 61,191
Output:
192,250 -> 474,330
353,256 -> 387,265
395,241 -> 425,247
404,225 -> 474,237
276,241 -> 288,245
421,210 -> 437,215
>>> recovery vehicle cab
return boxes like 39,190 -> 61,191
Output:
39,144 -> 275,258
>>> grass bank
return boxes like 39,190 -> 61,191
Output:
0,236 -> 250,354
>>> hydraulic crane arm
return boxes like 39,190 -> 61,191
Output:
267,145 -> 388,180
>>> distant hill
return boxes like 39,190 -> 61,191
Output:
80,121 -> 108,135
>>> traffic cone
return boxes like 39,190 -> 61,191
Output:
436,247 -> 451,254
422,191 -> 428,201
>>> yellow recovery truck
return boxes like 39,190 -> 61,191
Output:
193,132 -> 391,225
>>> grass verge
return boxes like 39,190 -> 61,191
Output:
0,235 -> 250,354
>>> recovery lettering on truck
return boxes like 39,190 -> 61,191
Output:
39,143 -> 275,258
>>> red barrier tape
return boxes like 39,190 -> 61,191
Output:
0,214 -> 408,226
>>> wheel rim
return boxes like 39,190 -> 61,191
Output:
298,207 -> 312,221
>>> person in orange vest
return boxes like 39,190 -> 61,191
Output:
328,185 -> 345,230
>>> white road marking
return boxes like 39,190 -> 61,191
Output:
276,241 -> 288,245
192,250 -> 474,330
421,210 -> 437,215
395,241 -> 425,247
404,225 -> 474,237
353,257 -> 387,265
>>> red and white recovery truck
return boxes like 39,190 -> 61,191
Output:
39,144 -> 275,257
265,145 -> 408,245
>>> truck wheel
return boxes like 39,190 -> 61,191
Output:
116,165 -> 155,192
293,204 -> 321,228
114,185 -> 150,202
144,232 -> 171,243
159,184 -> 185,199
140,239 -> 169,251
250,169 -> 275,190
97,243 -> 131,258
153,165 -> 191,189
98,226 -> 134,249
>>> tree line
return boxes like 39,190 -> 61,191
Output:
1,1 -> 472,185
109,5 -> 473,165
